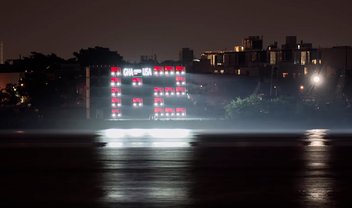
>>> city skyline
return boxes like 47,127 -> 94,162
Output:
1,0 -> 352,62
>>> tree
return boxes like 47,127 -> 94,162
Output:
73,46 -> 124,66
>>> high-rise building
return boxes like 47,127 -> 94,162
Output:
242,36 -> 263,50
179,48 -> 194,65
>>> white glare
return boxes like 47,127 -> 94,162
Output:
128,129 -> 146,137
106,142 -> 124,148
148,129 -> 192,139
152,142 -> 190,148
104,129 -> 126,138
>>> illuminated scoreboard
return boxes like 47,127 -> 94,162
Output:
110,66 -> 187,119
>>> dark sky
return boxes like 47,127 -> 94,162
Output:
1,0 -> 351,62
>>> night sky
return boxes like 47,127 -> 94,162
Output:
1,0 -> 351,62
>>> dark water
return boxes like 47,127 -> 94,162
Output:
0,129 -> 352,207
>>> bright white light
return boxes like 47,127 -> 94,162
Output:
176,82 -> 180,85
181,71 -> 185,75
176,92 -> 180,96
155,113 -> 159,116
166,113 -> 169,116
111,72 -> 116,76
154,103 -> 158,106
306,129 -> 328,147
311,74 -> 322,85
117,72 -> 121,76
170,71 -> 174,75
138,82 -> 142,86
182,82 -> 186,85
117,82 -> 121,86
159,71 -> 164,75
182,92 -> 186,95
171,92 -> 175,95
154,72 -> 158,75
160,103 -> 164,106
176,71 -> 180,75
182,113 -> 186,116
112,113 -> 116,117
128,129 -> 146,137
106,142 -> 124,148
133,103 -> 137,107
112,93 -> 116,97
166,92 -> 169,96
148,129 -> 192,139
103,129 -> 126,139
118,113 -> 122,117
132,82 -> 137,86
112,103 -> 116,107
160,113 -> 164,116
171,113 -> 175,116
139,103 -> 143,106
154,92 -> 158,96
111,82 -> 116,86
117,103 -> 121,107
152,142 -> 190,148
176,113 -> 180,116
160,92 -> 163,96
117,93 -> 121,96
165,71 -> 169,75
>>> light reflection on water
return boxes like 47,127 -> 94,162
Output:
303,129 -> 333,206
97,128 -> 193,204
305,129 -> 328,147
98,128 -> 194,148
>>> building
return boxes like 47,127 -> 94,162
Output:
179,48 -> 194,65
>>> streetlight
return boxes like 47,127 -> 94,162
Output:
311,74 -> 322,86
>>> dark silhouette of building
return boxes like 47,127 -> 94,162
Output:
179,48 -> 194,65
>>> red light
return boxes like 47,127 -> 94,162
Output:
153,66 -> 164,72
176,108 -> 186,113
165,108 -> 174,113
111,77 -> 121,82
112,98 -> 121,103
111,87 -> 121,93
176,76 -> 185,81
154,87 -> 164,92
176,87 -> 186,92
176,66 -> 185,72
133,98 -> 143,103
154,107 -> 164,113
164,87 -> 175,93
154,97 -> 164,103
112,109 -> 121,113
111,67 -> 121,72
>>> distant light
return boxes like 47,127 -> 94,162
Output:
300,85 -> 304,90
103,129 -> 126,139
152,142 -> 190,148
148,129 -> 192,139
311,74 -> 322,85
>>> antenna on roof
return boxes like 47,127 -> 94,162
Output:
0,41 -> 3,64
